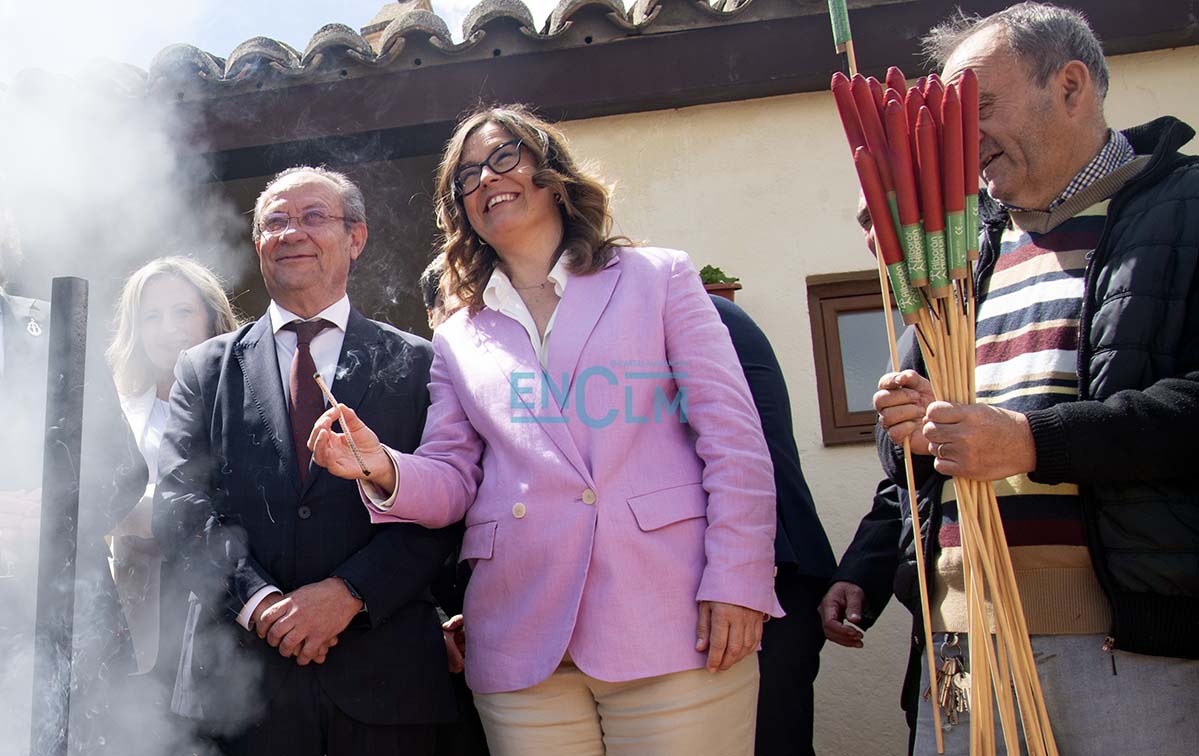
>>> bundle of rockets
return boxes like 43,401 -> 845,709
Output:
831,67 -> 1060,756
833,67 -> 978,327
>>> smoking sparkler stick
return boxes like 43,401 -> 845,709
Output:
312,372 -> 372,478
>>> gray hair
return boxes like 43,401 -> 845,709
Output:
923,2 -> 1109,97
251,165 -> 367,243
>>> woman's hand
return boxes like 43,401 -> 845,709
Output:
696,601 -> 764,673
442,614 -> 466,673
308,404 -> 395,492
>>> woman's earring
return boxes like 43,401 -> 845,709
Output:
554,193 -> 563,204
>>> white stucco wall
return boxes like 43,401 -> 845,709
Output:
557,44 -> 1199,755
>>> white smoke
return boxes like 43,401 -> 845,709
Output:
1,1 -> 628,753
0,3 -> 257,755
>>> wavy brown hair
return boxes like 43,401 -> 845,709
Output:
433,104 -> 629,311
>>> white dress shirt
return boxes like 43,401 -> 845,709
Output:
267,295 -> 351,404
112,386 -> 170,672
482,255 -> 570,370
236,294 -> 351,630
138,397 -> 170,484
364,259 -> 570,511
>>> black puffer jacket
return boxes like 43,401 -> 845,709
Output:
873,116 -> 1199,659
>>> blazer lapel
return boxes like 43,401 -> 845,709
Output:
545,256 -> 622,410
308,308 -> 377,493
329,309 -> 375,413
468,309 -> 593,484
234,314 -> 300,492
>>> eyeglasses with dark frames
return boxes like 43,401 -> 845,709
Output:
259,208 -> 348,236
454,140 -> 523,198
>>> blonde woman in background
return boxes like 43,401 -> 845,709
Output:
106,256 -> 238,673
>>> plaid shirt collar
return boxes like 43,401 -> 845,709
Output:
1001,130 -> 1135,212
1048,129 -> 1136,210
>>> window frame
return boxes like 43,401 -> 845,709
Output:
807,270 -> 897,446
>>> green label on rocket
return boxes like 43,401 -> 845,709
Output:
926,230 -> 950,293
901,223 -> 928,287
946,210 -> 967,278
966,194 -> 980,260
887,261 -> 920,320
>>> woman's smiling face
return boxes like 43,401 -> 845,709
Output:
459,122 -> 560,253
138,274 -> 210,376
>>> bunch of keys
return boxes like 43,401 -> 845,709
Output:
923,634 -> 971,725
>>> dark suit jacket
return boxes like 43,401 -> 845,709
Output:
152,307 -> 457,729
710,296 -> 835,580
1,290 -> 147,752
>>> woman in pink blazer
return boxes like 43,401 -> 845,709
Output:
312,105 -> 781,755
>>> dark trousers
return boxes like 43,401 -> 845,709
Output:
755,571 -> 827,756
219,665 -> 436,756
435,671 -> 490,756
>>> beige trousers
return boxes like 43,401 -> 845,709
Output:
473,653 -> 759,756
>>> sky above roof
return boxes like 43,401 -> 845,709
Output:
0,0 -> 588,78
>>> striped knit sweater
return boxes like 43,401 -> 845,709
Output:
928,154 -> 1152,634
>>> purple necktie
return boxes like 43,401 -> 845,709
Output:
284,319 -> 332,483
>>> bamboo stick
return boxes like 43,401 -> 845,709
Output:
878,263 -> 945,755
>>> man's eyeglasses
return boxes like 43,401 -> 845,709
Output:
259,209 -> 348,236
454,140 -> 523,198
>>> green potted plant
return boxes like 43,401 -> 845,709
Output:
699,265 -> 742,302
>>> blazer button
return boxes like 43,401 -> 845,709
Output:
512,502 -> 526,519
581,488 -> 597,505
298,505 -> 312,520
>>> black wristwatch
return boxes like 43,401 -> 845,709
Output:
340,577 -> 367,612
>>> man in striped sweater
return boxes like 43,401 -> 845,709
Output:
829,3 -> 1199,754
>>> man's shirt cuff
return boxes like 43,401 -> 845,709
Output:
237,584 -> 281,630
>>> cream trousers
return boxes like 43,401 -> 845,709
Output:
473,653 -> 760,756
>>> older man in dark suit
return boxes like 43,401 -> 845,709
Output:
153,166 -> 457,755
